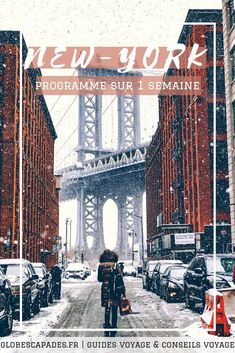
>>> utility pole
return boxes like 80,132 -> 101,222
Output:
65,218 -> 70,269
69,219 -> 72,252
128,212 -> 145,265
140,215 -> 144,264
132,230 -> 134,266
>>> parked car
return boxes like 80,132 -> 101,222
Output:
137,265 -> 143,277
84,263 -> 91,276
0,259 -> 40,320
183,254 -> 235,311
0,268 -> 13,336
142,260 -> 159,290
123,264 -> 137,277
32,262 -> 53,307
159,265 -> 187,302
65,262 -> 86,279
152,260 -> 183,294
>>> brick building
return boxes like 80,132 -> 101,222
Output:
146,10 -> 231,261
222,0 -> 235,251
0,31 -> 60,268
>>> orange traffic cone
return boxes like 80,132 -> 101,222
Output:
201,289 -> 231,337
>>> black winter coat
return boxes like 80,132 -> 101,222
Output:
98,262 -> 125,307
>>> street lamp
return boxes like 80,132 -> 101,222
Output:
128,212 -> 145,265
128,230 -> 135,266
69,219 -> 72,252
65,218 -> 70,269
121,226 -> 133,261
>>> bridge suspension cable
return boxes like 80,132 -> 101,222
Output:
55,95 -> 117,162
55,96 -> 77,129
49,69 -> 77,114
56,150 -> 76,169
55,126 -> 78,156
102,96 -> 117,116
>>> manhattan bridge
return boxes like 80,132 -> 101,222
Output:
56,69 -> 153,262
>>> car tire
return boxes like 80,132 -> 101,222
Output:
0,297 -> 13,337
49,290 -> 53,304
41,290 -> 49,308
33,294 -> 40,315
166,291 -> 171,303
185,290 -> 195,310
23,295 -> 32,320
198,291 -> 206,314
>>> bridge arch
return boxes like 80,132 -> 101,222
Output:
103,198 -> 118,251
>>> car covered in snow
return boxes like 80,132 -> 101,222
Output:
65,262 -> 86,279
159,265 -> 187,302
183,254 -> 235,311
83,263 -> 91,276
0,259 -> 40,320
0,268 -> 13,336
142,260 -> 159,291
32,262 -> 53,307
151,260 -> 183,294
123,264 -> 137,277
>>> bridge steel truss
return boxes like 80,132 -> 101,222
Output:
61,69 -> 145,262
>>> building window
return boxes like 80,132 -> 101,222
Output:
233,101 -> 235,133
230,46 -> 235,81
210,141 -> 228,172
206,67 -> 225,95
0,54 -> 5,75
211,180 -> 230,212
216,180 -> 230,212
0,82 -> 4,107
208,103 -> 227,134
205,32 -> 224,58
216,141 -> 228,172
228,0 -> 235,28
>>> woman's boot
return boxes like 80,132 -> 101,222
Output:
103,323 -> 111,337
110,306 -> 118,336
104,306 -> 111,336
110,327 -> 117,337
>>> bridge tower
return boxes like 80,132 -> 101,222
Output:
75,69 -> 144,263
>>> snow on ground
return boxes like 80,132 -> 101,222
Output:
181,321 -> 235,353
184,321 -> 235,339
0,275 -> 91,352
0,297 -> 68,342
1,272 -> 235,353
122,276 -> 200,331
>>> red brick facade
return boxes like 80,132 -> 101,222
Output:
146,10 -> 231,258
0,32 -> 59,268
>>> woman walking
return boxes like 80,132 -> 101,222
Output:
98,249 -> 126,337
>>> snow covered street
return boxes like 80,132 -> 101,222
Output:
2,273 -> 235,353
0,272 -> 201,341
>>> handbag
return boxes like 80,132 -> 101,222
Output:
119,297 -> 132,316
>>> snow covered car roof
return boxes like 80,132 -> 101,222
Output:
0,258 -> 31,264
157,260 -> 183,263
32,262 -> 45,267
66,263 -> 85,271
